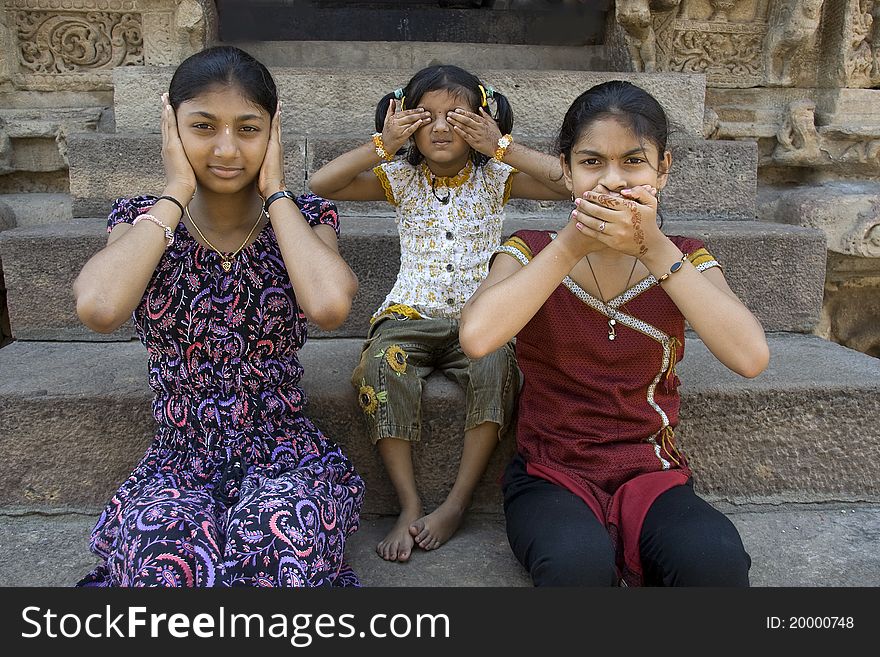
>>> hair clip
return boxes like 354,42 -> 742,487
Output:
393,88 -> 404,99
485,85 -> 496,98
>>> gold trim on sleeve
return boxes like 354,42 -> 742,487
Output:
372,165 -> 397,206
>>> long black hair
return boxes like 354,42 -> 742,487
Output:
376,65 -> 514,168
168,45 -> 277,116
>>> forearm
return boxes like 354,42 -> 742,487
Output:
500,143 -> 568,196
461,238 -> 583,358
641,239 -> 769,377
309,142 -> 382,197
270,200 -> 357,329
73,195 -> 183,332
74,228 -> 165,332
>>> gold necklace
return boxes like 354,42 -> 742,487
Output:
185,203 -> 264,272
585,254 -> 638,341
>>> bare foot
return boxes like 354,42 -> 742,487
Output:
377,506 -> 422,562
409,500 -> 465,551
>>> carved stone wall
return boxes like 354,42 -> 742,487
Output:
0,0 -> 216,93
0,1 -> 216,195
614,0 -> 880,356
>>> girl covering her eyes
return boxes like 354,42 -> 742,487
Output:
310,64 -> 570,563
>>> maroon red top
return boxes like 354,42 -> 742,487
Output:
497,230 -> 720,585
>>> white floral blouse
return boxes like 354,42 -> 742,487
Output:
372,157 -> 516,320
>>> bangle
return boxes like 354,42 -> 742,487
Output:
657,253 -> 689,284
132,213 -> 174,247
372,132 -> 393,161
494,134 -> 512,161
263,189 -> 297,214
155,194 -> 185,219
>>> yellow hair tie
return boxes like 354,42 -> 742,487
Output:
478,84 -> 488,108
400,96 -> 406,111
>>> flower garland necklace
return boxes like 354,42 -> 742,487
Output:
185,202 -> 265,272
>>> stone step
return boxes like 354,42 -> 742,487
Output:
0,193 -> 72,229
1,503 -> 878,586
228,40 -> 610,72
68,132 -> 756,221
0,334 -> 877,516
111,67 -> 707,138
0,218 -> 823,342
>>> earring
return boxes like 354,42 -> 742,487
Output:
570,192 -> 575,202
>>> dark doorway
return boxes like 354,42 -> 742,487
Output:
216,1 -> 609,46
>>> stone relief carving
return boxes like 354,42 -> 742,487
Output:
773,99 -> 824,165
772,98 -> 880,168
846,203 -> 880,258
670,20 -> 765,86
841,0 -> 875,86
143,11 -> 174,65
176,0 -> 216,53
15,11 -> 143,75
4,1 -> 217,90
0,118 -> 13,175
615,0 -> 772,86
616,0 -> 682,72
872,1 -> 880,81
763,0 -> 825,86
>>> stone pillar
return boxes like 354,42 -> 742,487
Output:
819,0 -> 879,88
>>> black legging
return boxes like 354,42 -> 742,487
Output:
502,455 -> 751,586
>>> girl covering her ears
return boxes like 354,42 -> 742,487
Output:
459,80 -> 770,586
72,46 -> 365,587
309,64 -> 570,563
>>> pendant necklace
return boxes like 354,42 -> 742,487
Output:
423,159 -> 472,205
585,254 -> 638,341
185,202 -> 265,272
431,177 -> 451,204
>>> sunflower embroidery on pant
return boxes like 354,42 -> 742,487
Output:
358,379 -> 387,416
375,344 -> 408,375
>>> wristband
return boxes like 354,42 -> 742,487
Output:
263,189 -> 297,214
494,134 -> 512,161
372,132 -> 394,161
156,194 -> 185,218
657,253 -> 689,284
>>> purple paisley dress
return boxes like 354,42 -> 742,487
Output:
77,194 -> 365,587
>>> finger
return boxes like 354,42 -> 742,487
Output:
574,218 -> 614,244
453,107 -> 480,120
620,185 -> 658,206
583,190 -> 630,210
571,205 -> 611,232
160,96 -> 168,144
574,197 -> 617,222
450,109 -> 479,126
402,120 -> 424,138
383,99 -> 395,129
399,112 -> 428,126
